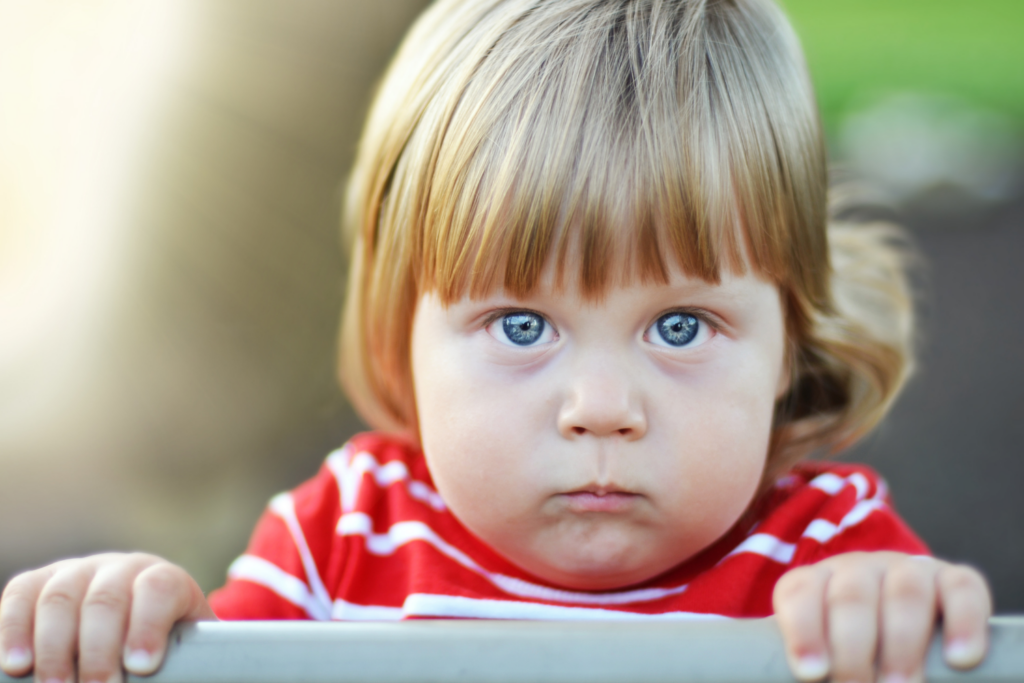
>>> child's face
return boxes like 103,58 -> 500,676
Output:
411,262 -> 789,590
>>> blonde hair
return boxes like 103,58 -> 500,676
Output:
339,0 -> 914,476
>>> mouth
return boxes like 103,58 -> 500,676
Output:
559,487 -> 641,513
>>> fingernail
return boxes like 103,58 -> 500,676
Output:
792,654 -> 830,681
123,648 -> 160,675
946,638 -> 985,668
3,647 -> 32,670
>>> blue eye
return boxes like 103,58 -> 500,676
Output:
501,312 -> 546,346
652,312 -> 700,347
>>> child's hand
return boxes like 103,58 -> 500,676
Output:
774,552 -> 991,683
0,553 -> 216,682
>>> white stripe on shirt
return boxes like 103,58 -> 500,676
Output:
337,512 -> 690,606
331,598 -> 404,621
227,554 -> 330,620
401,594 -> 730,621
326,446 -> 446,514
726,533 -> 796,564
722,473 -> 890,566
264,446 -> 895,616
268,493 -> 333,618
802,499 -> 887,544
809,472 -> 846,495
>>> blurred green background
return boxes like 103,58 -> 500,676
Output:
786,0 -> 1024,133
1,0 -> 1022,612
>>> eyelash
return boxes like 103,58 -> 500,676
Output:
644,308 -> 719,348
482,308 -> 721,344
651,308 -> 719,331
483,308 -> 557,347
482,308 -> 544,328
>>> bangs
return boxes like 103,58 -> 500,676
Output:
341,0 -> 831,432
413,0 -> 828,306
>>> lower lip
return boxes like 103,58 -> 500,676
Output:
561,492 -> 639,513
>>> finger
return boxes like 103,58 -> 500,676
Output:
122,563 -> 216,675
938,564 -> 991,669
34,562 -> 100,683
826,562 -> 883,683
773,565 -> 832,681
1,567 -> 59,676
78,555 -> 156,683
878,557 -> 939,683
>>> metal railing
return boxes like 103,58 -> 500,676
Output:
2,618 -> 1023,683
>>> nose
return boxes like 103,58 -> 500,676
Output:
556,357 -> 647,440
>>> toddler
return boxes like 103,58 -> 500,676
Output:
0,1 -> 992,683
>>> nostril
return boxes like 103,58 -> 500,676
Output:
569,426 -> 636,437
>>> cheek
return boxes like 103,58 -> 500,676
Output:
662,410 -> 768,527
651,353 -> 779,524
678,408 -> 769,524
412,337 -> 552,524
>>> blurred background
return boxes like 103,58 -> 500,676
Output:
1,0 -> 1022,609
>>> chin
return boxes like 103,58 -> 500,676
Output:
538,544 -> 667,591
543,563 -> 659,591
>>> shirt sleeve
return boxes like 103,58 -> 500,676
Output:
783,464 -> 930,568
208,459 -> 344,620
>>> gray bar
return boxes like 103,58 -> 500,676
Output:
2,618 -> 1023,683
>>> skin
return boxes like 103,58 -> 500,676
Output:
410,267 -> 789,590
0,554 -> 213,683
0,266 -> 991,683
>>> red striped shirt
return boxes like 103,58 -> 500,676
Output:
209,432 -> 928,621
